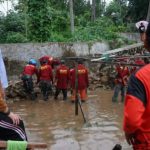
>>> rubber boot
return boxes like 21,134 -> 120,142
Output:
112,97 -> 118,102
121,96 -> 125,102
43,91 -> 48,101
112,144 -> 122,150
44,96 -> 48,101
63,97 -> 67,101
30,92 -> 36,100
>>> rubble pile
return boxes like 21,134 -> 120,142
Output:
89,63 -> 116,90
5,80 -> 41,100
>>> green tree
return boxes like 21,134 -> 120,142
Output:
27,0 -> 51,42
105,0 -> 128,24
0,13 -> 7,43
127,0 -> 149,21
49,0 -> 68,10
73,0 -> 91,16
0,11 -> 26,43
69,0 -> 75,33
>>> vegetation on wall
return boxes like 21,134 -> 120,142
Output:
0,0 -> 149,46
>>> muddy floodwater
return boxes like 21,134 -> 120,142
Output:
8,90 -> 132,150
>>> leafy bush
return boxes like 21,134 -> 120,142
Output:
6,32 -> 27,43
49,32 -> 69,42
125,23 -> 137,32
69,17 -> 119,42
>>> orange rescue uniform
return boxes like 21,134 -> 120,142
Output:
55,64 -> 70,89
70,64 -> 89,101
39,64 -> 53,82
124,64 -> 150,149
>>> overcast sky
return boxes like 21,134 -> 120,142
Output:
0,1 -> 17,14
0,0 -> 112,15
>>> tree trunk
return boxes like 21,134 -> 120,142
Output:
92,0 -> 96,22
69,0 -> 74,34
147,1 -> 150,21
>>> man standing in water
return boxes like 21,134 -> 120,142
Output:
54,60 -> 70,101
123,22 -> 150,149
112,64 -> 129,102
38,59 -> 53,101
21,58 -> 38,100
70,60 -> 89,102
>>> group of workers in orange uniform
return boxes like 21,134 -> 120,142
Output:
21,55 -> 89,102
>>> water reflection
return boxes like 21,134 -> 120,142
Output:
8,90 -> 132,150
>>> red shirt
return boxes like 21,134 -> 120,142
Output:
116,66 -> 129,85
39,64 -> 53,81
23,64 -> 38,77
55,65 -> 70,89
70,64 -> 89,90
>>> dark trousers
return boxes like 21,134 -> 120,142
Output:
39,80 -> 52,100
112,83 -> 126,102
22,75 -> 36,100
55,88 -> 67,100
0,113 -> 27,141
22,76 -> 33,94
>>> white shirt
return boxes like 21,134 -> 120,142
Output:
0,49 -> 8,88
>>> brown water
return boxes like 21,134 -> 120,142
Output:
8,89 -> 132,150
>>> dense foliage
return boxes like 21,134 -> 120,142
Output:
0,0 -> 149,44
127,0 -> 149,21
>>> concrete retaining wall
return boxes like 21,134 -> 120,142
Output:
0,32 -> 140,61
0,42 -> 109,61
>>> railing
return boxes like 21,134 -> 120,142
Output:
102,42 -> 144,55
91,43 -> 145,62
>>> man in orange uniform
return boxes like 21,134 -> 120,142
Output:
21,59 -> 38,100
123,22 -> 150,149
112,64 -> 129,102
70,60 -> 89,103
54,60 -> 70,100
38,59 -> 53,101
